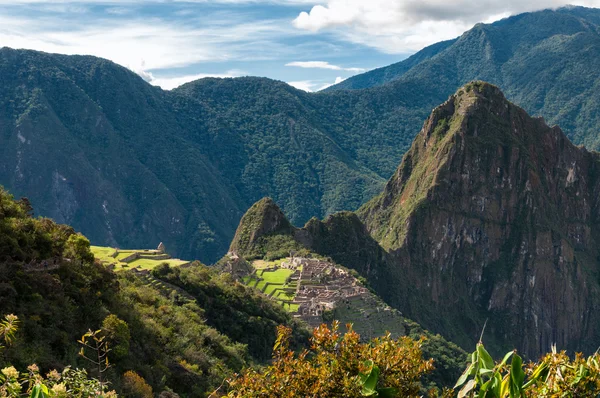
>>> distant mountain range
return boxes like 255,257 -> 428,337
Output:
230,82 -> 600,359
3,6 -> 600,263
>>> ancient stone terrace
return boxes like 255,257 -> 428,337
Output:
276,257 -> 369,325
237,255 -> 406,337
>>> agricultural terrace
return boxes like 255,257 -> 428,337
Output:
91,245 -> 190,271
243,260 -> 299,312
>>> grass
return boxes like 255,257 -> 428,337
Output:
91,245 -> 189,272
241,264 -> 299,312
282,303 -> 299,312
91,246 -> 117,263
259,268 -> 294,284
116,252 -> 136,261
252,258 -> 287,269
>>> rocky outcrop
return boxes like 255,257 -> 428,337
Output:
358,82 -> 600,357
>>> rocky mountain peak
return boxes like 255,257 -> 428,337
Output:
228,197 -> 294,256
356,82 -> 600,357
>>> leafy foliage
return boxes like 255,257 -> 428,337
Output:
121,371 -> 152,398
0,186 -> 311,396
152,263 -> 309,361
447,343 -> 600,397
0,314 -> 114,398
227,321 -> 434,397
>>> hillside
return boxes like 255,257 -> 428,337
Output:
0,185 -> 308,396
229,82 -> 600,360
4,7 -> 600,264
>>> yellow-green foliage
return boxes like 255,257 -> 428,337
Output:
0,315 -> 114,398
227,321 -> 434,397
90,246 -> 188,271
121,371 -> 152,398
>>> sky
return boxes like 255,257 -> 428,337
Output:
0,0 -> 599,91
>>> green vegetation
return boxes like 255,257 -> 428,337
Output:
0,186 -> 311,396
243,266 -> 297,309
0,314 -> 114,398
450,342 -> 600,397
91,246 -> 188,271
227,321 -> 435,397
228,323 -> 600,397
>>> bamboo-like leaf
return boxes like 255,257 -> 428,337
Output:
458,379 -> 476,398
455,363 -> 474,388
509,353 -> 524,397
478,344 -> 495,370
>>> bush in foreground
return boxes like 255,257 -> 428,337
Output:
227,320 -> 433,397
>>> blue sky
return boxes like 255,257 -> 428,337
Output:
0,0 -> 597,91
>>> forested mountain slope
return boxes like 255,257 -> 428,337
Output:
327,6 -> 600,150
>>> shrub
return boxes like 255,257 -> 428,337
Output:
122,371 -> 153,398
227,320 -> 433,397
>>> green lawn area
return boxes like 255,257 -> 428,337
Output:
281,303 -> 299,312
241,263 -> 299,312
260,268 -> 293,284
252,258 -> 288,269
255,280 -> 268,292
91,245 -> 189,272
115,252 -> 136,261
264,283 -> 280,296
91,246 -> 117,263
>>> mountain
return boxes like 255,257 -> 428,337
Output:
0,49 -> 390,263
230,82 -> 600,359
327,6 -> 600,150
4,7 -> 600,264
324,38 -> 457,91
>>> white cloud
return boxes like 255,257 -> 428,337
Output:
0,8 -> 300,84
286,61 -> 364,72
287,80 -> 318,91
318,76 -> 344,90
288,76 -> 345,92
293,0 -> 600,53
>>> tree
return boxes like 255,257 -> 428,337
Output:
63,234 -> 94,264
102,315 -> 131,361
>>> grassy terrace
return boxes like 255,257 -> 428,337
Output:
243,261 -> 298,312
91,245 -> 189,272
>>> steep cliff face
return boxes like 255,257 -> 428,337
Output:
359,82 -> 600,357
